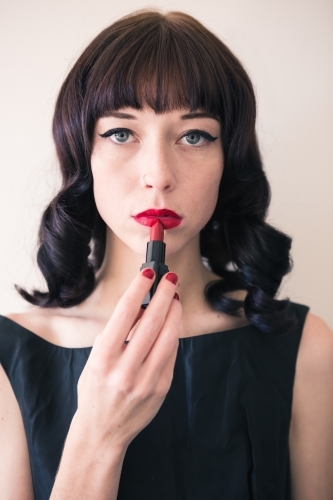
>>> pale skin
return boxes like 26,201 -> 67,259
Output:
0,107 -> 332,499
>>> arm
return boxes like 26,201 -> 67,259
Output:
289,313 -> 333,500
50,270 -> 181,499
0,364 -> 34,500
50,414 -> 127,499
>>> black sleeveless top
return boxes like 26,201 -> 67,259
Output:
0,302 -> 309,500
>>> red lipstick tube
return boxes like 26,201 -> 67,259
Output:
140,220 -> 169,308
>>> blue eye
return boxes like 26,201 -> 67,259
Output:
180,129 -> 218,147
99,128 -> 133,143
185,133 -> 201,145
112,131 -> 130,143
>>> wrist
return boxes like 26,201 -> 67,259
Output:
51,411 -> 127,499
67,410 -> 128,463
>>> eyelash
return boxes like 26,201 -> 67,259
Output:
181,129 -> 218,147
99,128 -> 218,147
99,128 -> 131,139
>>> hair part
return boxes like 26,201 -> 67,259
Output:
17,9 -> 297,335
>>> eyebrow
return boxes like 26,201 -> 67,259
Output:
180,112 -> 219,121
102,111 -> 219,121
103,111 -> 137,119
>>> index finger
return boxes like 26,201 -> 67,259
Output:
99,269 -> 156,349
120,272 -> 179,369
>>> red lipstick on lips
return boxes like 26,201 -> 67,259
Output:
140,220 -> 169,308
134,209 -> 182,229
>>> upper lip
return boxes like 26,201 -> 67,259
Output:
135,209 -> 181,219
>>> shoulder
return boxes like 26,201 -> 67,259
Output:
292,312 -> 333,418
3,308 -> 101,348
4,309 -> 56,341
289,312 -> 333,499
0,309 -> 56,352
296,312 -> 333,378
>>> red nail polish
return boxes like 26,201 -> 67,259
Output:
173,292 -> 179,300
142,268 -> 155,279
166,272 -> 178,285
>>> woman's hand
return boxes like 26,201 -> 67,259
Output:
50,270 -> 180,499
75,269 -> 181,452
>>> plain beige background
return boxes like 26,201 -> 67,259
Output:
0,0 -> 332,328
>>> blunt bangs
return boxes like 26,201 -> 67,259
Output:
82,12 -> 233,139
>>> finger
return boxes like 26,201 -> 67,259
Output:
125,308 -> 144,343
142,298 -> 181,382
120,272 -> 179,369
99,269 -> 156,350
156,336 -> 179,393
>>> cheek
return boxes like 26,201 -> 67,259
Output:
90,155 -> 126,225
188,159 -> 223,223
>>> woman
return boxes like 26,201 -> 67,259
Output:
0,10 -> 332,500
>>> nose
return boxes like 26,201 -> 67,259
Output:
140,141 -> 176,192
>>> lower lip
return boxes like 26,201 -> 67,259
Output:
134,216 -> 182,229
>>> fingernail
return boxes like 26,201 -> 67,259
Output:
166,272 -> 178,285
142,268 -> 154,279
173,292 -> 179,300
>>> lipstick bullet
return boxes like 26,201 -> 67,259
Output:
140,220 -> 169,308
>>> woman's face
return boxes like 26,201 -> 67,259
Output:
91,106 -> 223,257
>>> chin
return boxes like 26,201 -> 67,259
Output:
108,219 -> 200,260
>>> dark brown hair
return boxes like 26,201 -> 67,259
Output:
17,10 -> 296,334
